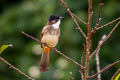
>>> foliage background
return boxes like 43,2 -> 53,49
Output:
0,0 -> 120,80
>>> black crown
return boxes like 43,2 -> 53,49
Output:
49,15 -> 60,21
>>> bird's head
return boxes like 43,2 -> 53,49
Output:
47,15 -> 64,25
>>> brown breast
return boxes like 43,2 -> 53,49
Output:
41,26 -> 60,47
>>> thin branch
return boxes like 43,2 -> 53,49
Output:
79,70 -> 84,80
91,34 -> 106,80
90,21 -> 120,57
70,72 -> 74,80
60,0 -> 86,39
22,31 -> 40,42
72,13 -> 88,25
103,21 -> 120,42
92,17 -> 120,33
84,0 -> 93,79
52,48 -> 85,69
90,35 -> 106,58
88,0 -> 93,27
95,3 -> 103,27
80,44 -> 86,80
89,59 -> 120,78
95,48 -> 101,80
21,32 -> 85,69
90,21 -> 120,78
0,56 -> 34,80
92,3 -> 103,33
97,17 -> 120,30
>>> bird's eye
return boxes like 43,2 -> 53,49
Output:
56,17 -> 59,19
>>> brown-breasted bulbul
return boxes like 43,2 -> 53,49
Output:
39,15 -> 63,72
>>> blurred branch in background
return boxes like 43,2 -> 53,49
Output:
70,72 -> 74,80
0,56 -> 34,80
0,44 -> 34,80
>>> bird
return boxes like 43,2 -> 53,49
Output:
39,15 -> 63,72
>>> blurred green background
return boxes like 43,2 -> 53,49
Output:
0,0 -> 120,80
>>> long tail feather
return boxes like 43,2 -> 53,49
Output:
39,46 -> 50,72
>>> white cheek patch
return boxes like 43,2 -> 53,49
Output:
52,20 -> 60,29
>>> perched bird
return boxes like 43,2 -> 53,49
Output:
39,15 -> 63,72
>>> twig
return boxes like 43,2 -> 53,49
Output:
103,21 -> 120,42
89,59 -> 120,78
92,3 -> 103,33
0,56 -> 34,80
90,35 -> 106,58
52,48 -> 84,68
80,44 -> 86,80
97,17 -> 120,30
91,35 -> 107,80
60,0 -> 86,39
84,0 -> 93,80
90,21 -> 120,57
95,48 -> 101,80
92,17 -> 120,32
90,22 -> 120,78
70,72 -> 74,80
95,3 -> 103,27
21,32 -> 85,69
79,70 -> 84,80
22,31 -> 40,42
72,13 -> 88,25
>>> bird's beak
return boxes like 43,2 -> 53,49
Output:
59,16 -> 64,19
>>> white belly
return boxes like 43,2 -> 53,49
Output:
41,34 -> 59,47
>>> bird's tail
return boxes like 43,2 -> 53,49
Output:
39,45 -> 50,72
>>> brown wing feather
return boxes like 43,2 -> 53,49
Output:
40,26 -> 48,40
40,33 -> 43,41
40,26 -> 48,47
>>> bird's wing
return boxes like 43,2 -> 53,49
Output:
40,26 -> 47,41
40,26 -> 48,47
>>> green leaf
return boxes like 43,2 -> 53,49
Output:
0,44 -> 13,55
115,73 -> 120,80
112,69 -> 120,80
